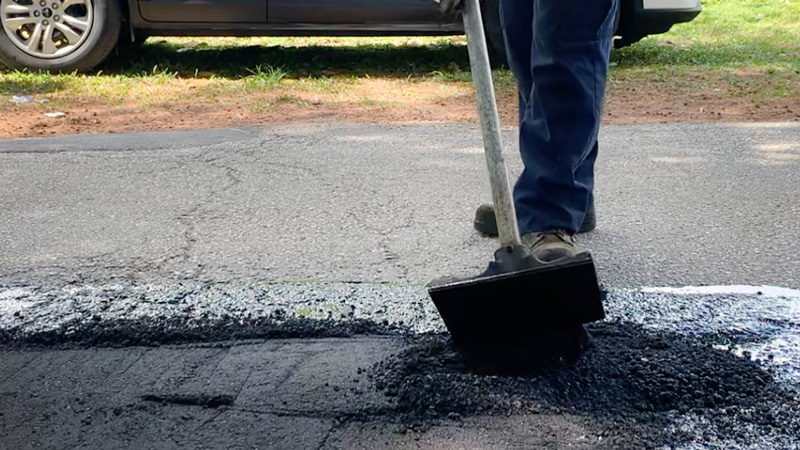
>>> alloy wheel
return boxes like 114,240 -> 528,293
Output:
1,0 -> 93,59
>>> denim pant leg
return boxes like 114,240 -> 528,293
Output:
500,0 -> 617,234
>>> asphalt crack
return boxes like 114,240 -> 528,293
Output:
141,393 -> 235,409
158,148 -> 245,280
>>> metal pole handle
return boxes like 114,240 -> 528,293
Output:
461,0 -> 521,247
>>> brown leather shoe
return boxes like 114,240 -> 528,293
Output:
521,230 -> 577,264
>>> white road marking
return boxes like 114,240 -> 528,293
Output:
641,285 -> 800,299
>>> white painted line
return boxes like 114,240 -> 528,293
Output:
640,285 -> 800,299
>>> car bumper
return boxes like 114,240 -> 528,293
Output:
626,0 -> 701,41
642,0 -> 702,12
640,0 -> 702,31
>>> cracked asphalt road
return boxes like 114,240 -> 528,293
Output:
2,122 -> 800,287
2,122 -> 800,449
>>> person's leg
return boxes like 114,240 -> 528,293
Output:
575,141 -> 598,229
499,0 -> 533,124
513,0 -> 618,235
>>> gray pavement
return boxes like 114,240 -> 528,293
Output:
2,122 -> 800,449
2,122 -> 800,288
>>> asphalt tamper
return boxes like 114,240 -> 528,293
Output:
429,0 -> 605,354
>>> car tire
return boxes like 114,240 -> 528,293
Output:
480,0 -> 508,68
0,0 -> 122,72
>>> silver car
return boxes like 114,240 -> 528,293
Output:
0,0 -> 701,72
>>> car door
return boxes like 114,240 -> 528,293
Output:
139,0 -> 268,23
268,0 -> 442,24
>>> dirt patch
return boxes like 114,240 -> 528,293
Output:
368,322 -> 800,449
606,83 -> 800,124
1,76 -> 797,139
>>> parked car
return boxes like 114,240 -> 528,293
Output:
0,0 -> 701,73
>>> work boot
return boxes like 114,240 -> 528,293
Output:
473,199 -> 596,237
521,230 -> 577,264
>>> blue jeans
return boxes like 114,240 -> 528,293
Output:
500,0 -> 618,234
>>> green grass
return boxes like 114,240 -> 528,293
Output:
0,70 -> 69,94
615,0 -> 800,64
243,65 -> 287,87
1,0 -> 797,116
610,0 -> 800,97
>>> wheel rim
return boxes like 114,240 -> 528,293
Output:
1,0 -> 93,60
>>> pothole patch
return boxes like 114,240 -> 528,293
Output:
368,322 -> 800,449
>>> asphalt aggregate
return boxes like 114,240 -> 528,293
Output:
2,284 -> 800,448
369,322 -> 800,450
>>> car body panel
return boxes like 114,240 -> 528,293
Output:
615,0 -> 700,46
269,0 -> 444,24
128,22 -> 461,36
125,0 -> 699,48
138,0 -> 268,23
128,0 -> 459,34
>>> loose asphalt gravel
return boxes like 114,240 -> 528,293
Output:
2,122 -> 800,449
